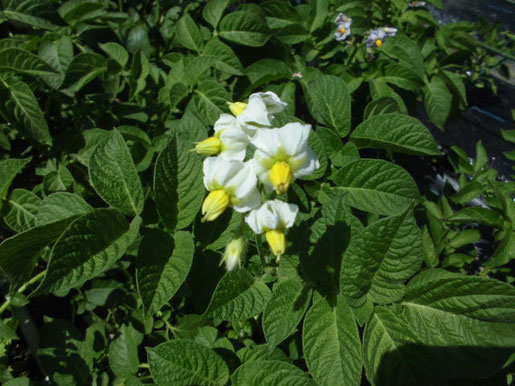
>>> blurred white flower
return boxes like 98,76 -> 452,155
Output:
250,122 -> 319,194
222,237 -> 246,271
201,157 -> 260,222
408,1 -> 427,7
334,13 -> 352,41
228,91 -> 288,137
195,114 -> 248,161
366,27 -> 397,48
245,199 -> 298,257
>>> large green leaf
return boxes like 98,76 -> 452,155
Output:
364,271 -> 515,384
340,208 -> 423,306
36,192 -> 92,226
0,157 -> 31,211
305,75 -> 351,137
136,230 -> 194,316
34,209 -> 141,294
203,38 -> 244,75
204,268 -> 272,322
108,324 -> 140,379
89,130 -> 144,216
332,159 -> 419,215
219,11 -> 270,47
363,306 -> 439,386
4,188 -> 40,232
382,63 -> 423,91
0,48 -> 58,82
147,340 -> 229,385
0,218 -> 74,292
0,75 -> 51,145
62,53 -> 106,93
351,113 -> 440,156
263,278 -> 312,348
153,115 -> 205,230
381,35 -> 424,77
424,75 -> 452,130
176,14 -> 204,52
363,96 -> 401,120
203,0 -> 230,28
193,80 -> 231,125
231,360 -> 315,386
38,35 -> 74,87
303,295 -> 362,386
2,9 -> 58,31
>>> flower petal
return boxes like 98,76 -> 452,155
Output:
293,146 -> 320,178
278,122 -> 311,157
214,113 -> 240,135
233,186 -> 260,213
250,128 -> 281,158
275,200 -> 298,228
256,91 -> 287,114
238,95 -> 270,129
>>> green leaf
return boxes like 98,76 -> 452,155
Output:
128,50 -> 150,100
231,360 -> 315,386
369,78 -> 407,114
363,306 -> 439,386
0,218 -> 73,292
0,157 -> 31,211
203,0 -> 230,28
449,207 -> 505,228
351,113 -> 440,156
176,14 -> 204,52
332,159 -> 419,215
303,295 -> 362,386
219,11 -> 270,47
382,63 -> 423,91
0,319 -> 18,340
2,9 -> 58,31
203,38 -> 244,75
89,130 -> 144,216
0,48 -> 58,81
424,75 -> 452,130
99,42 -> 129,69
204,268 -> 272,321
245,58 -> 290,90
309,0 -> 329,32
263,278 -> 312,348
441,69 -> 467,108
127,24 -> 152,56
137,230 -> 194,316
36,192 -> 92,226
381,35 -> 424,77
43,163 -> 73,192
193,80 -> 230,125
147,340 -> 229,385
62,52 -> 106,93
38,35 -> 73,87
154,118 -> 205,230
57,0 -> 106,25
363,96 -> 401,120
109,324 -> 140,379
305,75 -> 351,137
34,209 -> 141,294
4,188 -> 40,232
340,208 -> 423,306
0,75 -> 51,145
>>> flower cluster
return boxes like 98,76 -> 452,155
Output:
333,13 -> 398,47
195,92 -> 319,266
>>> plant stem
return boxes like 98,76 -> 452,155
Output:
0,270 -> 46,315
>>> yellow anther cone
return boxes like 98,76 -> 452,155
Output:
266,230 -> 286,257
270,161 -> 293,195
339,27 -> 347,34
201,190 -> 229,222
195,137 -> 222,156
375,39 -> 383,47
228,101 -> 247,116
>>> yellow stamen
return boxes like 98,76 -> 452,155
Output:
195,137 -> 222,156
201,190 -> 229,222
338,27 -> 346,34
266,230 -> 286,257
375,39 -> 383,48
228,101 -> 247,116
270,161 -> 293,195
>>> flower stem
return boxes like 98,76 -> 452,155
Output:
0,270 -> 46,316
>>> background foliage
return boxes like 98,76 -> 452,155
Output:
0,0 -> 514,385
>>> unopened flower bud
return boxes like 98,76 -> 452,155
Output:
222,237 -> 246,271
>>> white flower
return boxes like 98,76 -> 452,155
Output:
245,199 -> 298,257
334,13 -> 352,41
408,1 -> 427,7
195,114 -> 248,161
228,91 -> 287,137
250,122 -> 319,194
201,157 -> 260,221
366,27 -> 397,48
221,237 -> 246,271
